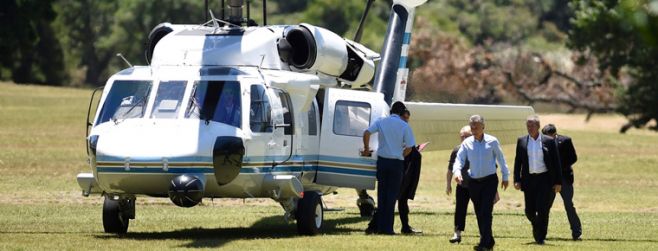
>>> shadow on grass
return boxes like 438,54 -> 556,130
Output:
94,215 -> 367,248
491,235 -> 658,244
547,237 -> 658,243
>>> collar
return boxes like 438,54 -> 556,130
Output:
528,134 -> 542,142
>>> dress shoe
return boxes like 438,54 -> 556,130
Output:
401,226 -> 422,234
535,239 -> 545,245
449,233 -> 461,243
473,245 -> 493,251
364,226 -> 376,235
573,233 -> 582,241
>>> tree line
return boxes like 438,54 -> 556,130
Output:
0,0 -> 656,131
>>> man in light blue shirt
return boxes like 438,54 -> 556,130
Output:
362,101 -> 415,235
453,115 -> 509,251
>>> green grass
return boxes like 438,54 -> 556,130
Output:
1,82 -> 657,250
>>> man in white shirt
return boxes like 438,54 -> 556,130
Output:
513,115 -> 562,245
453,115 -> 509,251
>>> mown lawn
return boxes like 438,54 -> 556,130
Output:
1,82 -> 657,250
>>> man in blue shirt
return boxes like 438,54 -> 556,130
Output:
453,115 -> 509,251
362,101 -> 416,235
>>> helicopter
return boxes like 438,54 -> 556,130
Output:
76,0 -> 534,235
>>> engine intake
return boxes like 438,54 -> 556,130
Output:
277,24 -> 375,85
146,23 -> 174,63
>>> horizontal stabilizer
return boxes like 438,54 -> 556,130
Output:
405,102 -> 534,151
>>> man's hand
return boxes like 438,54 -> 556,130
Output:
454,175 -> 463,185
446,185 -> 452,195
553,184 -> 562,193
501,180 -> 509,190
514,182 -> 521,190
360,147 -> 372,157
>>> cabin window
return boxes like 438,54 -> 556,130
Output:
249,85 -> 273,133
96,80 -> 152,124
307,101 -> 318,136
274,89 -> 294,135
151,81 -> 186,119
333,100 -> 371,137
185,81 -> 241,128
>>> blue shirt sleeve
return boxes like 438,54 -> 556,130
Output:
366,118 -> 380,134
403,124 -> 416,147
492,139 -> 510,181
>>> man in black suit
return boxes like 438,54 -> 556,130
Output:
542,124 -> 582,240
513,115 -> 562,245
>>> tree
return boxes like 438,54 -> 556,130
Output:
407,17 -> 617,116
54,0 -> 204,86
569,0 -> 658,132
0,0 -> 65,85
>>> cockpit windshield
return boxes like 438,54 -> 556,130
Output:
96,80 -> 152,124
151,81 -> 186,119
185,81 -> 241,128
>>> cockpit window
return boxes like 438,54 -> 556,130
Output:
151,81 -> 186,119
186,81 -> 241,127
96,80 -> 152,124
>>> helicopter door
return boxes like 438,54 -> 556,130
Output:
315,89 -> 383,189
271,89 -> 294,160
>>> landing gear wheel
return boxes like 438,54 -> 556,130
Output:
357,195 -> 375,217
102,196 -> 133,234
296,192 -> 323,235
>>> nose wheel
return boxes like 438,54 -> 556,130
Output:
102,195 -> 135,234
296,192 -> 323,235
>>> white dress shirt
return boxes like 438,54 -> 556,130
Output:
527,135 -> 547,174
453,134 -> 510,181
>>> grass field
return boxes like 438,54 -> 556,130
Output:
1,82 -> 657,250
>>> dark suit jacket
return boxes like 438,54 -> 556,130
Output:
400,146 -> 421,200
555,135 -> 578,184
513,134 -> 563,190
448,145 -> 470,188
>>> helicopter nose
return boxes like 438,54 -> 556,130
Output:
212,136 -> 245,186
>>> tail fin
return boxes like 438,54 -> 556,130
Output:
373,0 -> 426,105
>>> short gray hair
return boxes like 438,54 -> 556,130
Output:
469,114 -> 484,125
527,114 -> 540,125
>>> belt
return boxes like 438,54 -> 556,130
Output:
529,171 -> 548,176
470,174 -> 497,182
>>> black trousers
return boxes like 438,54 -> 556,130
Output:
551,178 -> 582,237
454,184 -> 470,231
367,184 -> 413,232
469,174 -> 498,248
376,157 -> 404,234
523,172 -> 555,242
398,193 -> 412,228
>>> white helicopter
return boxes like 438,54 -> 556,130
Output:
77,0 -> 533,235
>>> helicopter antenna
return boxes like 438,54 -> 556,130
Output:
246,0 -> 251,24
205,0 -> 209,21
262,0 -> 267,25
116,53 -> 133,68
354,0 -> 375,43
209,10 -> 220,32
221,0 -> 225,20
